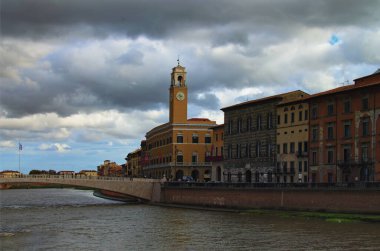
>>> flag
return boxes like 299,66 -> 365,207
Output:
19,143 -> 22,151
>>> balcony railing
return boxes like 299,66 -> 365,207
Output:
296,151 -> 308,157
143,162 -> 212,170
205,156 -> 223,162
337,158 -> 374,167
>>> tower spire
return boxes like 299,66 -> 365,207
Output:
177,55 -> 180,66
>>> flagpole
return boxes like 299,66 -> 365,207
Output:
18,142 -> 21,174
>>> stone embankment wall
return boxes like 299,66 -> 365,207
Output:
161,187 -> 380,213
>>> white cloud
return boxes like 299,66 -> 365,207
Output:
0,141 -> 16,148
39,143 -> 71,152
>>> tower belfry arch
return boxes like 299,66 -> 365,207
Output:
169,63 -> 188,123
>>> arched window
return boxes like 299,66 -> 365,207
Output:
177,75 -> 183,86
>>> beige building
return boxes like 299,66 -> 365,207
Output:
0,170 -> 21,177
78,170 -> 98,176
276,97 -> 309,183
143,63 -> 216,181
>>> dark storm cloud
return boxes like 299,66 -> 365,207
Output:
2,0 -> 379,40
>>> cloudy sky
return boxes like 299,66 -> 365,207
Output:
1,0 -> 380,173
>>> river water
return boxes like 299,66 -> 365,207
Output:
0,189 -> 379,251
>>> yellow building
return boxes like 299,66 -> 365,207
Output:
209,124 -> 225,181
276,97 -> 309,183
126,148 -> 142,177
0,170 -> 21,177
143,63 -> 216,181
78,170 -> 98,176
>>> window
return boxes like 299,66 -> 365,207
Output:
312,126 -> 318,142
256,141 -> 261,157
299,111 -> 303,121
277,144 -> 280,154
327,123 -> 334,140
284,114 -> 288,124
343,121 -> 351,138
277,115 -> 281,125
227,144 -> 232,159
236,144 -> 241,158
177,134 -> 183,143
215,133 -> 218,141
215,147 -> 218,156
267,142 -> 272,157
205,134 -> 211,144
228,119 -> 233,134
328,173 -> 333,183
305,110 -> 309,120
344,100 -> 351,113
304,141 -> 308,153
327,104 -> 334,116
311,105 -> 318,119
245,143 -> 249,157
237,118 -> 242,133
362,118 -> 369,136
298,142 -> 302,153
361,143 -> 369,161
290,161 -> 295,174
343,146 -> 351,162
283,162 -> 288,174
247,117 -> 252,131
304,161 -> 308,172
176,152 -> 183,163
257,114 -> 262,130
267,113 -> 273,129
283,143 -> 288,154
192,134 -> 199,143
298,161 -> 302,173
290,142 -> 295,153
192,152 -> 198,163
327,149 -> 334,164
291,112 -> 295,123
312,151 -> 317,165
362,97 -> 369,110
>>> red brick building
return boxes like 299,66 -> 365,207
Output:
307,69 -> 380,183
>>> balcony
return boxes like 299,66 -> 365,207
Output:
205,156 -> 224,162
143,162 -> 212,170
296,151 -> 308,158
337,158 -> 374,167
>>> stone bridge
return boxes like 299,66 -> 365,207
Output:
0,175 -> 162,202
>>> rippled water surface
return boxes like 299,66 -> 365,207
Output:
1,189 -> 379,251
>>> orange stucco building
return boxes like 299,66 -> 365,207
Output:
143,63 -> 216,181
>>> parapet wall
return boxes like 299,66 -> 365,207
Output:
161,187 -> 380,214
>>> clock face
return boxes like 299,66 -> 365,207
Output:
176,91 -> 185,101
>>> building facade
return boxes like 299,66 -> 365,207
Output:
143,64 -> 216,181
126,148 -> 143,177
308,69 -> 380,182
97,160 -> 122,176
208,124 -> 224,181
276,98 -> 309,183
221,90 -> 308,183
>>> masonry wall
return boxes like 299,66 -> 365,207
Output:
161,187 -> 380,213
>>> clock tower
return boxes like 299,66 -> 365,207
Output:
169,62 -> 188,123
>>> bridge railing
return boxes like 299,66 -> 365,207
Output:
0,174 -> 158,182
163,181 -> 380,190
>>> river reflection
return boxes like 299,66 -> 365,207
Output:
1,189 -> 379,250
